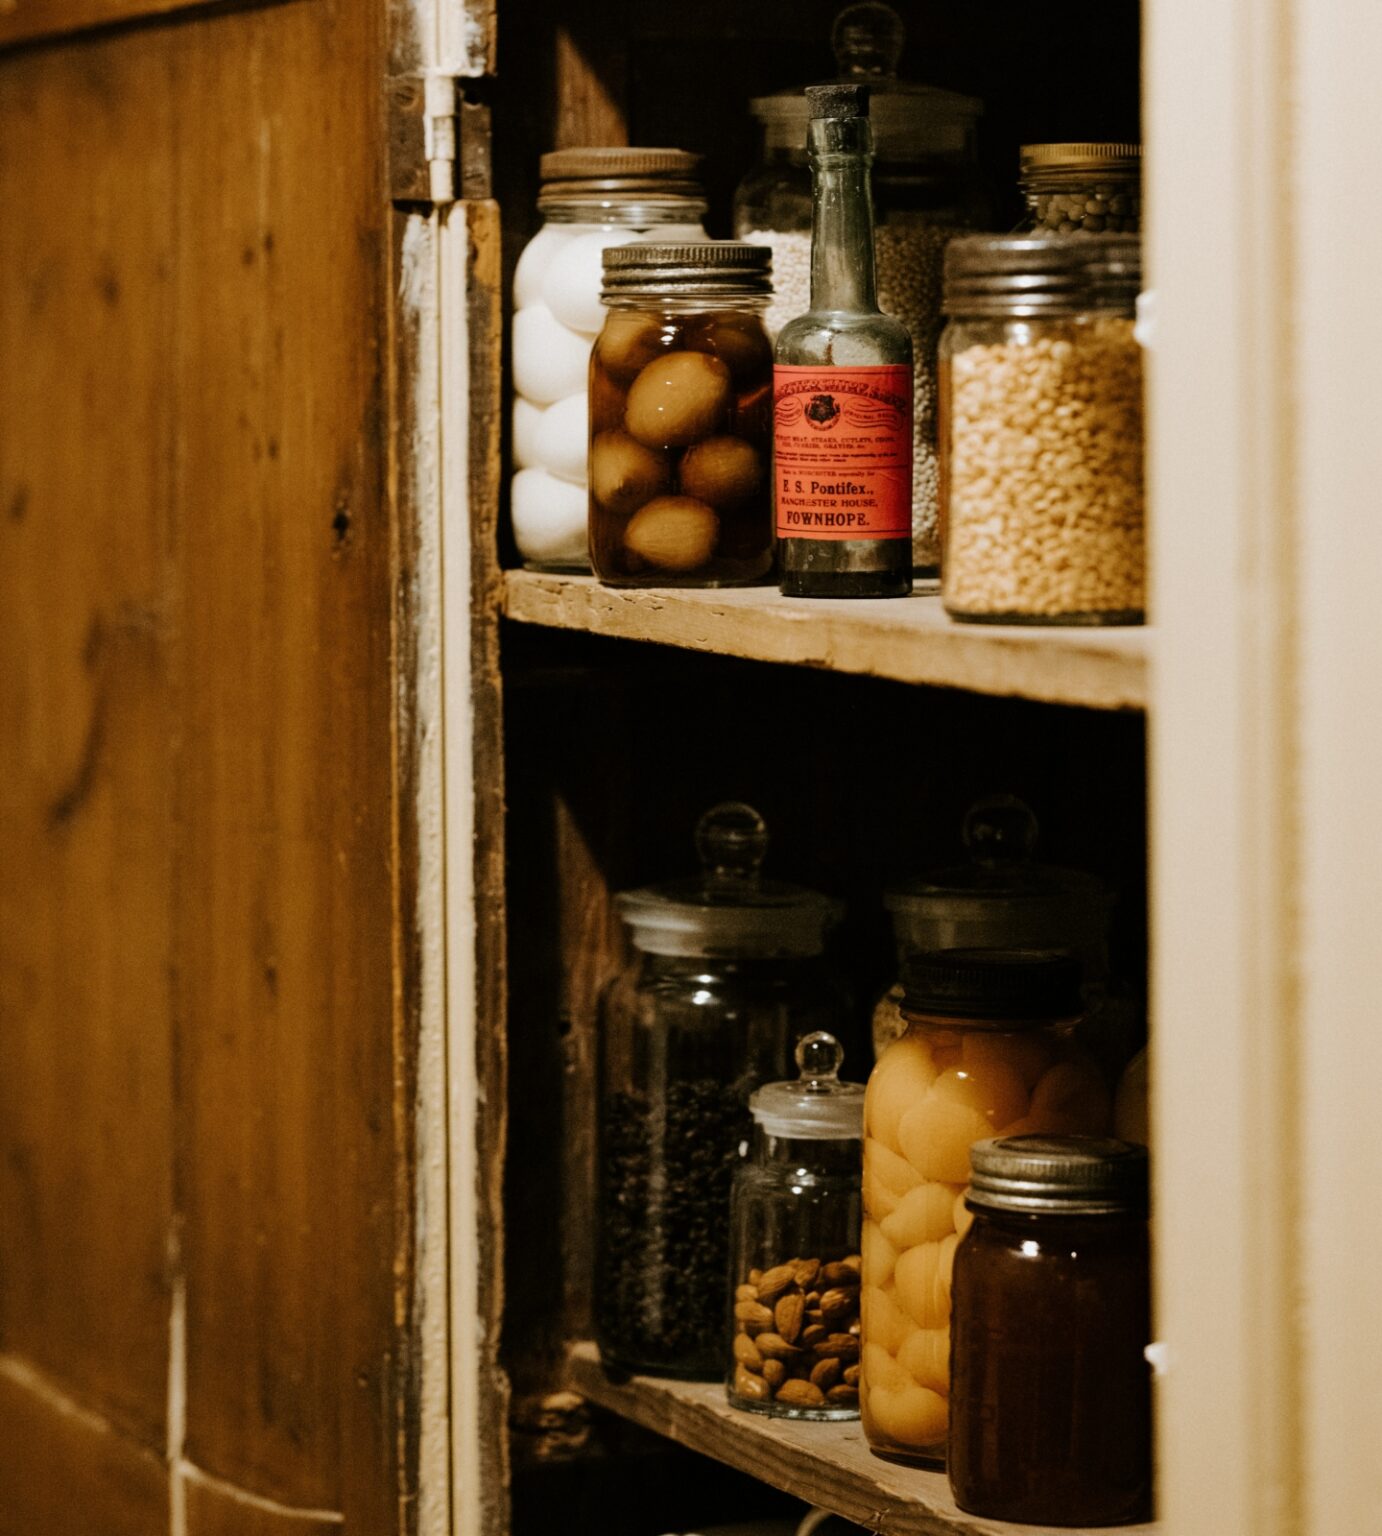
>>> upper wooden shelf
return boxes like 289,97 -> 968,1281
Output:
568,1342 -> 1158,1536
501,572 -> 1148,711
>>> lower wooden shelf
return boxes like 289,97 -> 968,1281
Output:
567,1342 -> 1157,1536
502,571 -> 1149,711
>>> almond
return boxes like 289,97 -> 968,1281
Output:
754,1263 -> 798,1303
827,1384 -> 860,1405
734,1300 -> 774,1335
775,1377 -> 826,1408
793,1258 -> 821,1291
819,1286 -> 859,1326
810,1357 -> 842,1391
736,1283 -> 759,1302
734,1333 -> 764,1370
755,1331 -> 802,1361
774,1292 -> 805,1345
843,1364 -> 861,1387
762,1359 -> 786,1390
800,1324 -> 827,1348
814,1332 -> 860,1362
734,1363 -> 769,1401
820,1260 -> 858,1288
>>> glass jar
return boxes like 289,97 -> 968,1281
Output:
728,1032 -> 864,1420
511,148 -> 708,572
874,796 -> 1113,1058
949,1136 -> 1153,1525
859,949 -> 1111,1464
734,2 -> 986,579
939,234 -> 1145,624
591,244 -> 774,587
1020,142 -> 1142,235
597,804 -> 848,1379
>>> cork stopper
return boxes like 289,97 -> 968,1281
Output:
807,83 -> 871,120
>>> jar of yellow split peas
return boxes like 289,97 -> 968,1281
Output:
859,949 -> 1111,1465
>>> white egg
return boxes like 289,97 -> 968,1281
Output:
512,397 -> 544,470
513,225 -> 578,310
512,304 -> 592,406
533,391 -> 589,484
510,467 -> 589,569
542,229 -> 644,337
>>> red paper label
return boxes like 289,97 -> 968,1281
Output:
773,364 -> 913,540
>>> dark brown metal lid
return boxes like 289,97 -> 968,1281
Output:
944,233 -> 1141,317
968,1134 -> 1149,1215
538,147 -> 706,205
601,242 -> 773,299
899,947 -> 1083,1024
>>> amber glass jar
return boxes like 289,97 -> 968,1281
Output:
590,244 -> 774,587
949,1136 -> 1153,1526
860,950 -> 1111,1465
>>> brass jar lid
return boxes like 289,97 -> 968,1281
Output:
601,242 -> 773,300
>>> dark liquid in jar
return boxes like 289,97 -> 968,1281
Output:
948,1207 -> 1153,1526
589,309 -> 773,587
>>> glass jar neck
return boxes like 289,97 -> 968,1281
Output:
540,198 -> 708,227
807,117 -> 879,315
636,950 -> 803,977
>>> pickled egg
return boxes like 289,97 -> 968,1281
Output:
598,312 -> 671,384
510,468 -> 589,568
686,312 -> 772,381
512,397 -> 543,470
590,431 -> 671,517
514,224 -> 578,309
678,435 -> 762,508
964,1029 -> 1055,1092
894,1241 -> 949,1330
866,1138 -> 923,1200
897,1094 -> 993,1184
862,1340 -> 912,1395
533,391 -> 589,485
1028,1058 -> 1113,1134
542,229 -> 644,337
623,495 -> 718,572
866,1383 -> 948,1448
862,1218 -> 897,1288
625,351 -> 732,448
879,1181 -> 958,1250
862,1285 -> 912,1355
513,304 -> 592,405
930,1059 -> 1029,1131
899,1327 -> 950,1395
865,1034 -> 936,1154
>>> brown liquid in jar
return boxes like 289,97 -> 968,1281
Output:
589,308 -> 773,586
948,1204 -> 1153,1526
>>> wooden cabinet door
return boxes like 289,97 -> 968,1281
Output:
0,3 -> 496,1531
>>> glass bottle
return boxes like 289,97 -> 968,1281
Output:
774,84 -> 914,599
510,148 -> 708,572
859,949 -> 1111,1464
596,804 -> 848,1379
590,243 -> 774,587
949,1136 -> 1153,1525
727,1032 -> 864,1420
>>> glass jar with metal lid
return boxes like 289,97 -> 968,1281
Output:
597,804 -> 849,1379
590,243 -> 774,587
511,148 -> 708,573
939,233 -> 1145,625
859,949 -> 1111,1464
728,1032 -> 865,1420
949,1136 -> 1153,1525
734,2 -> 987,578
1019,142 -> 1142,235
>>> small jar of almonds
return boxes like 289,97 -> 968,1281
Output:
590,243 -> 774,586
728,1032 -> 865,1420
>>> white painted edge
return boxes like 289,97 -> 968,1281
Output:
399,209 -> 456,1536
1147,0 -> 1301,1532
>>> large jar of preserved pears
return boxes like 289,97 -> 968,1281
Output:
728,1033 -> 865,1420
949,1136 -> 1153,1525
859,950 -> 1111,1464
590,244 -> 774,586
597,804 -> 847,1379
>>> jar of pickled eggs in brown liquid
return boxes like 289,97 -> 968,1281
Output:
590,243 -> 774,586
860,949 -> 1111,1465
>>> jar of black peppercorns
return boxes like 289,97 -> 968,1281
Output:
596,803 -> 848,1379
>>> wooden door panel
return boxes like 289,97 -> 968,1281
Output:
0,0 -> 229,51
185,1474 -> 345,1536
0,24 -> 177,1456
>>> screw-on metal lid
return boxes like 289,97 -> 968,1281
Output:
967,1134 -> 1149,1215
943,233 -> 1141,317
1020,141 -> 1142,173
537,147 -> 706,207
601,242 -> 773,301
750,1032 -> 866,1140
900,947 -> 1083,1024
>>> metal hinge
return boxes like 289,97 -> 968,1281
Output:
388,71 -> 492,207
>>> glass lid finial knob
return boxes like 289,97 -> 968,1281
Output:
796,1030 -> 844,1090
695,802 -> 768,895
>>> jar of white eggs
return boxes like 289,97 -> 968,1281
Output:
511,148 -> 708,572
859,949 -> 1111,1466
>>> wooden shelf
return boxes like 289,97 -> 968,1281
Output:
502,573 -> 1149,712
568,1342 -> 1158,1536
